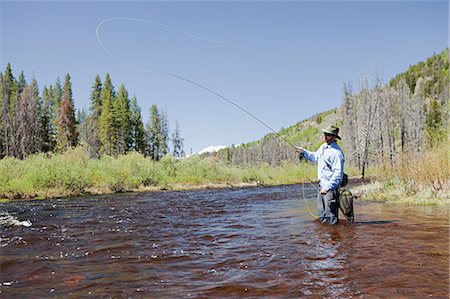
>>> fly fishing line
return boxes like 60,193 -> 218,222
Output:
97,17 -> 320,218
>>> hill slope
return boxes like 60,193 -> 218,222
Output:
204,108 -> 342,167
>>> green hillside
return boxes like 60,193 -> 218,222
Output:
208,108 -> 338,167
279,108 -> 341,150
390,50 -> 449,97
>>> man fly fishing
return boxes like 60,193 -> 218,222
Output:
295,125 -> 345,225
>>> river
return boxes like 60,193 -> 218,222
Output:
1,184 -> 448,298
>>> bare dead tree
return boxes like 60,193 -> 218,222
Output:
345,77 -> 382,172
342,82 -> 360,168
380,86 -> 396,166
16,84 -> 41,158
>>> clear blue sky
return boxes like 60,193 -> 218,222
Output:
1,1 -> 448,153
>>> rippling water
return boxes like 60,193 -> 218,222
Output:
1,184 -> 448,298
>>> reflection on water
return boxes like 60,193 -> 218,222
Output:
0,185 -> 448,298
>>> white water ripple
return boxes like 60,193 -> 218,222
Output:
0,211 -> 32,227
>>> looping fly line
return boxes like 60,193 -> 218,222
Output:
96,17 -> 294,148
96,17 -> 319,217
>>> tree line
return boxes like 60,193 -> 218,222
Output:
210,109 -> 338,167
0,64 -> 185,160
211,135 -> 298,167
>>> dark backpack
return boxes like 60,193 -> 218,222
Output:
339,188 -> 354,223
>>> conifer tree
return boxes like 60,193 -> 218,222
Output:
425,98 -> 444,148
53,77 -> 64,128
113,84 -> 132,155
17,71 -> 26,94
41,86 -> 51,152
160,108 -> 170,156
53,77 -> 63,115
54,77 -> 63,105
41,85 -> 58,152
31,78 -> 43,152
77,107 -> 88,146
9,80 -> 19,157
76,108 -> 84,127
85,75 -> 103,157
99,73 -> 116,155
147,104 -> 162,160
130,96 -> 146,154
172,120 -> 185,158
56,73 -> 78,151
1,64 -> 15,157
50,77 -> 63,151
3,64 -> 14,95
90,75 -> 102,119
84,115 -> 101,159
16,84 -> 29,158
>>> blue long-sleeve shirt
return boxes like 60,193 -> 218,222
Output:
301,141 -> 345,192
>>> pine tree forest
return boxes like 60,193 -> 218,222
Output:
0,65 -> 185,160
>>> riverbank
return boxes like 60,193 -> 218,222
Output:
0,147 -> 319,201
351,181 -> 450,206
2,174 -> 448,207
1,146 -> 448,205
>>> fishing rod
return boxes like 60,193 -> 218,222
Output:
96,17 -> 319,218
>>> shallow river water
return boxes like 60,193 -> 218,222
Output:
1,184 -> 448,298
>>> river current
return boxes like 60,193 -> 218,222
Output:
1,184 -> 448,298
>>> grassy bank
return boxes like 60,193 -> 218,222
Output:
1,146 -> 447,205
351,145 -> 450,205
0,147 -> 319,200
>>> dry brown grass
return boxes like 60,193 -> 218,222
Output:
394,145 -> 449,197
354,145 -> 450,205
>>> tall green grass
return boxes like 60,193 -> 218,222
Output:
0,147 -> 318,200
3,145 -> 446,204
0,148 -> 90,199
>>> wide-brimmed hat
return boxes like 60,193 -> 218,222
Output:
321,125 -> 341,140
